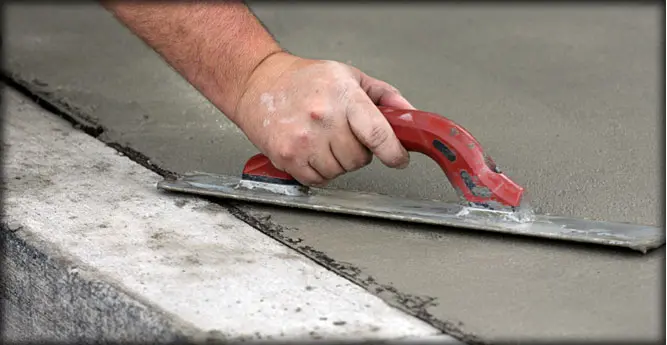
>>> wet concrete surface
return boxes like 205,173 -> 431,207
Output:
5,3 -> 663,342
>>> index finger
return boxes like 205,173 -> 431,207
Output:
345,91 -> 410,169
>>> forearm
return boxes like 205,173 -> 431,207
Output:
101,1 -> 283,120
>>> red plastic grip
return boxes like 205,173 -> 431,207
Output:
240,153 -> 300,185
241,106 -> 524,207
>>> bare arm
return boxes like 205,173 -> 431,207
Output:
101,1 -> 283,120
103,1 -> 414,186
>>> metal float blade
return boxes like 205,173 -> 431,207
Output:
157,172 -> 664,253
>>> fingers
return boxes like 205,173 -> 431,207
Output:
274,145 -> 344,186
303,104 -> 373,178
308,148 -> 346,180
282,160 -> 328,187
346,92 -> 410,169
330,123 -> 373,172
271,140 -> 330,186
275,121 -> 372,185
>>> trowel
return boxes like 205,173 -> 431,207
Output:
157,106 -> 664,253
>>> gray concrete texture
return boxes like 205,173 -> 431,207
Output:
4,3 -> 663,343
3,223 -> 195,343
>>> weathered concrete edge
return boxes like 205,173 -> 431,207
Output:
0,72 -> 481,345
1,226 -> 461,344
1,225 -> 206,343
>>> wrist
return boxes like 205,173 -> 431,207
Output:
201,44 -> 282,119
229,50 -> 300,122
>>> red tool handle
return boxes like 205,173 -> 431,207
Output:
242,106 -> 524,207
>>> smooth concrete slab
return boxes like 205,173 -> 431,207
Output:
4,3 -> 663,343
2,87 -> 452,342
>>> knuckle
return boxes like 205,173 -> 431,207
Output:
295,130 -> 314,146
276,145 -> 297,161
276,130 -> 315,161
307,101 -> 333,116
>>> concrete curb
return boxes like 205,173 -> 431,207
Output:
1,87 -> 461,343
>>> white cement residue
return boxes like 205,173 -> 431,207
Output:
260,92 -> 276,113
278,117 -> 296,124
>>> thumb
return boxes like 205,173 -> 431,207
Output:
360,74 -> 416,110
377,92 -> 416,110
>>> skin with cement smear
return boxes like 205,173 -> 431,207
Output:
247,61 -> 357,154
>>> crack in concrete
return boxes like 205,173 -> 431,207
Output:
1,73 -> 484,345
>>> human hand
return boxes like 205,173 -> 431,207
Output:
232,52 -> 415,187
